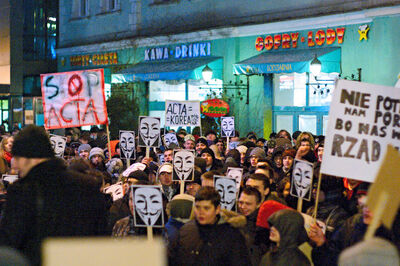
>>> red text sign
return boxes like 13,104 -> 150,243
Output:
41,69 -> 108,129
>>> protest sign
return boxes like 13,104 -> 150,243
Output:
226,167 -> 243,192
49,134 -> 67,158
103,182 -> 123,201
290,159 -> 313,201
165,100 -> 201,127
221,117 -> 235,137
365,145 -> 400,240
172,149 -> 195,182
41,69 -> 108,129
119,130 -> 136,160
131,185 -> 164,228
163,133 -> 179,148
214,175 -> 237,211
2,174 -> 18,185
321,80 -> 400,182
138,116 -> 161,148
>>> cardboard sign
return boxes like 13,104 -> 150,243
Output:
103,182 -> 124,201
49,134 -> 67,158
221,116 -> 235,137
41,69 -> 108,129
172,149 -> 195,181
229,141 -> 240,150
163,133 -> 179,148
138,116 -> 161,148
226,167 -> 243,192
131,185 -> 164,228
2,174 -> 18,184
119,130 -> 136,160
214,175 -> 237,211
367,145 -> 400,229
122,162 -> 147,177
321,80 -> 400,182
165,100 -> 201,127
290,159 -> 314,201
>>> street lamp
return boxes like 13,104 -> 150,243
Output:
202,65 -> 213,82
310,54 -> 322,77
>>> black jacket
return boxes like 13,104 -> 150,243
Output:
170,215 -> 250,266
0,158 -> 108,265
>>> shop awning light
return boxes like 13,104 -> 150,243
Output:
310,54 -> 322,77
202,65 -> 213,83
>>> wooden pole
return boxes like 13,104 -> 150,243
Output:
106,125 -> 112,161
146,147 -> 150,158
226,136 -> 230,151
297,197 -> 303,212
313,172 -> 322,221
364,192 -> 389,240
180,181 -> 185,194
147,226 -> 153,241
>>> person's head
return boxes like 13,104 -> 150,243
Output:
292,131 -> 301,146
277,177 -> 291,199
183,134 -> 196,150
78,144 -> 91,160
201,170 -> 220,187
0,136 -> 13,154
299,138 -> 312,153
195,138 -> 208,154
89,147 -> 105,166
215,138 -> 225,153
248,134 -> 257,144
295,132 -> 315,150
282,148 -> 296,171
256,138 -> 266,148
236,145 -> 248,165
200,147 -> 215,167
272,148 -> 284,169
168,194 -> 195,223
12,125 -> 54,177
317,143 -> 324,162
246,173 -> 271,202
277,129 -> 292,141
163,148 -> 173,163
249,147 -> 266,167
238,187 -> 261,216
194,187 -> 221,225
186,170 -> 202,196
158,163 -> 173,186
205,130 -> 217,143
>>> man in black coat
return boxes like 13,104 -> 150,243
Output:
0,125 -> 108,265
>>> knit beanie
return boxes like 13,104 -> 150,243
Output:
256,200 -> 292,229
78,143 -> 92,154
89,147 -> 105,160
200,147 -> 215,160
282,148 -> 296,159
12,125 -> 54,158
169,194 -> 195,223
128,170 -> 148,182
249,147 -> 266,159
195,137 -> 208,147
275,137 -> 293,149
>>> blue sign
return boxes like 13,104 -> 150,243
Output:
144,42 -> 211,61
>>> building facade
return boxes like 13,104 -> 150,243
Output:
57,0 -> 400,137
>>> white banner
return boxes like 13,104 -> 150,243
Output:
165,100 -> 201,127
41,69 -> 108,129
321,79 -> 400,182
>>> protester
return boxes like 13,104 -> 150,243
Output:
0,136 -> 13,174
158,163 -> 178,201
195,137 -> 208,156
78,143 -> 91,160
246,173 -> 284,204
0,125 -> 108,265
169,187 -> 250,265
164,148 -> 174,163
183,134 -> 196,150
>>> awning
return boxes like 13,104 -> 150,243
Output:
233,47 -> 341,75
112,56 -> 223,83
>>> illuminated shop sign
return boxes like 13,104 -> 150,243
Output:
70,52 -> 118,67
144,42 -> 211,61
255,28 -> 345,51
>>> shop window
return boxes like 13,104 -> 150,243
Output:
150,0 -> 178,5
273,73 -> 306,107
275,115 -> 293,134
72,0 -> 89,18
309,73 -> 338,106
23,76 -> 42,97
299,115 -> 317,135
99,0 -> 120,13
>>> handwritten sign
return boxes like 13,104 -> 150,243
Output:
321,80 -> 400,182
165,100 -> 200,127
41,69 -> 108,129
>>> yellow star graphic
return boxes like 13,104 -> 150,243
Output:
358,25 -> 370,41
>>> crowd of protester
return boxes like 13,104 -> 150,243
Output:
0,124 -> 398,266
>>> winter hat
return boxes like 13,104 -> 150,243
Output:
200,147 -> 215,160
275,137 -> 293,149
169,194 -> 195,223
225,149 -> 241,165
184,134 -> 195,143
89,147 -> 105,160
356,182 -> 370,196
256,200 -> 292,229
194,157 -> 207,173
282,148 -> 296,159
266,139 -> 276,149
195,137 -> 208,147
236,145 -> 248,154
12,125 -> 54,158
78,143 -> 92,154
159,163 -> 173,174
128,170 -> 148,182
249,147 -> 266,159
339,237 -> 400,266
105,158 -> 123,175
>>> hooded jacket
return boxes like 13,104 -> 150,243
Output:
260,209 -> 310,266
169,209 -> 250,266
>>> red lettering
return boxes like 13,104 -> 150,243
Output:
326,29 -> 336,45
265,36 -> 273,50
45,106 -> 62,129
83,99 -> 100,124
255,37 -> 264,51
308,31 -> 315,47
68,74 -> 83,97
282,34 -> 291,48
315,30 -> 326,46
336,27 -> 345,44
291,33 -> 299,48
273,35 -> 281,50
60,99 -> 85,123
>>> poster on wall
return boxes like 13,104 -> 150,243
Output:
131,185 -> 164,228
221,116 -> 235,137
138,116 -> 161,148
165,100 -> 201,127
40,69 -> 108,129
321,80 -> 400,183
119,130 -> 136,160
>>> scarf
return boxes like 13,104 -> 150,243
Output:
3,151 -> 12,164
